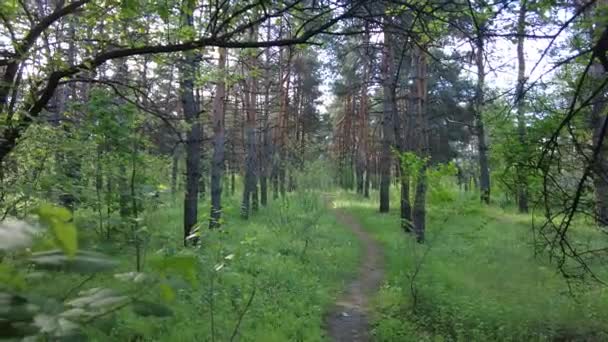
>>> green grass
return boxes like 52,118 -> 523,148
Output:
335,188 -> 608,341
51,190 -> 361,341
22,179 -> 608,341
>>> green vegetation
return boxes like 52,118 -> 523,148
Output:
336,189 -> 608,341
3,191 -> 360,341
126,193 -> 359,341
4,0 -> 608,341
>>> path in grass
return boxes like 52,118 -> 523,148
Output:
325,204 -> 384,341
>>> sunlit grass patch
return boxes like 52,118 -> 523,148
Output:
337,189 -> 608,341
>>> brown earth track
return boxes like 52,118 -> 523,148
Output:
325,205 -> 384,342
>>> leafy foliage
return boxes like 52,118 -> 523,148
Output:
0,206 -> 179,340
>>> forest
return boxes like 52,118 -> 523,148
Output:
2,0 -> 608,341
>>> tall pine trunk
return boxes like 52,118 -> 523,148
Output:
411,46 -> 429,243
171,146 -> 180,196
516,1 -> 529,213
241,27 -> 259,219
394,43 -> 413,233
474,36 -> 491,204
380,16 -> 396,213
260,26 -> 272,207
278,45 -> 291,199
180,0 -> 201,244
210,47 -> 226,228
412,168 -> 427,243
364,157 -> 371,198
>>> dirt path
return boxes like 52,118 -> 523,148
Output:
325,205 -> 384,342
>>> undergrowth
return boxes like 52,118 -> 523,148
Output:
42,190 -> 361,341
335,188 -> 608,342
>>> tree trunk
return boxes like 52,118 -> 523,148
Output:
288,169 -> 295,192
411,47 -> 429,243
260,27 -> 272,207
180,0 -> 201,245
394,63 -> 412,232
278,44 -> 292,199
279,167 -> 286,198
400,173 -> 412,232
272,166 -> 279,200
364,157 -> 371,198
380,16 -> 396,213
358,28 -> 372,198
171,146 -> 180,196
241,27 -> 259,219
412,168 -> 427,243
515,1 -> 529,213
252,181 -> 259,211
210,47 -> 226,228
231,169 -> 235,196
590,2 -> 608,227
356,162 -> 364,194
591,101 -> 608,226
474,36 -> 491,204
56,21 -> 81,212
241,98 -> 253,218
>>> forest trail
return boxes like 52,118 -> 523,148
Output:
325,203 -> 384,342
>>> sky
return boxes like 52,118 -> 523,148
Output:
316,8 -> 573,115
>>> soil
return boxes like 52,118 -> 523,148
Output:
325,205 -> 385,342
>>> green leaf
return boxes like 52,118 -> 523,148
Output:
67,288 -> 115,307
114,272 -> 148,283
149,254 -> 197,285
0,264 -> 25,290
132,300 -> 173,317
52,222 -> 77,258
33,314 -> 80,336
159,283 -> 175,303
37,204 -> 71,223
29,250 -> 117,273
155,0 -> 170,22
120,0 -> 139,17
36,204 -> 78,257
65,287 -> 130,322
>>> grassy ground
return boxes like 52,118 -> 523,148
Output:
335,188 -> 608,341
49,190 -> 361,341
24,180 -> 608,341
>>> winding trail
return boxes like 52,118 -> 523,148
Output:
325,204 -> 385,342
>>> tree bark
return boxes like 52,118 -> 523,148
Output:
400,173 -> 412,232
590,1 -> 608,227
241,27 -> 259,219
278,46 -> 292,199
474,36 -> 491,204
210,47 -> 227,228
358,29 -> 372,198
394,42 -> 413,232
412,167 -> 427,243
260,26 -> 272,207
516,1 -> 529,213
412,48 -> 429,243
380,16 -> 396,213
364,156 -> 371,198
180,0 -> 201,245
171,146 -> 180,196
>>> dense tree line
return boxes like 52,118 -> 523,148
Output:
323,0 -> 608,280
3,0 -> 608,337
